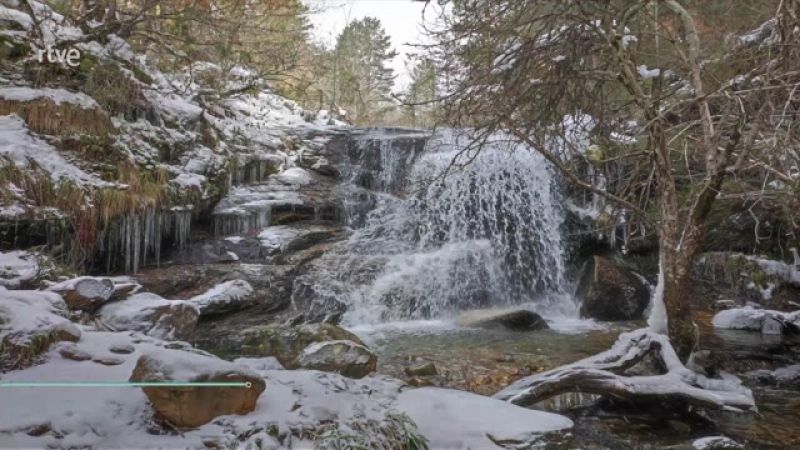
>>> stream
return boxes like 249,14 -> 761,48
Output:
183,127 -> 800,448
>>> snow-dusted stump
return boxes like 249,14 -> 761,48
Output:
713,307 -> 800,334
494,329 -> 756,411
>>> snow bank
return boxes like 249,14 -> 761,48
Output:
397,387 -> 573,449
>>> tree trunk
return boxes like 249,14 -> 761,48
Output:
661,243 -> 697,361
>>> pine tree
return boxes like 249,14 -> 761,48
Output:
405,57 -> 438,128
333,17 -> 397,124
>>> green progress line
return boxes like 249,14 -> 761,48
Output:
0,381 -> 251,388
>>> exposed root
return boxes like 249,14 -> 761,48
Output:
493,329 -> 755,412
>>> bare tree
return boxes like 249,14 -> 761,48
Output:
427,0 -> 800,408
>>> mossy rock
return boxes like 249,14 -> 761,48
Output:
235,323 -> 365,368
0,35 -> 29,61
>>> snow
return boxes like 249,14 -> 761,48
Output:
0,3 -> 33,30
647,261 -> 668,334
145,90 -> 204,122
172,172 -> 206,189
0,287 -> 69,341
0,87 -> 100,109
276,167 -> 314,185
98,292 -> 198,339
0,115 -> 109,186
712,307 -> 800,332
258,225 -> 302,251
693,436 -> 743,449
188,279 -> 253,314
0,250 -> 39,288
135,347 -> 260,381
637,65 -> 661,79
397,387 -> 572,449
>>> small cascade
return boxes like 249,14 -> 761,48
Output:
339,130 -> 428,227
308,129 -> 570,325
96,207 -> 192,273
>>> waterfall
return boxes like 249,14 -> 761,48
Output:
311,129 -> 570,325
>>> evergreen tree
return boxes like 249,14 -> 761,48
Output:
332,17 -> 397,124
404,57 -> 438,128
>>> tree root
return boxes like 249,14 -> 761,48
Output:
493,329 -> 755,412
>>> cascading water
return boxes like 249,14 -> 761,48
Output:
308,129 -> 572,325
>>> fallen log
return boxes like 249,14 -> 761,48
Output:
493,329 -> 755,412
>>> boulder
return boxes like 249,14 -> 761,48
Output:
130,351 -> 265,428
235,323 -> 366,368
405,362 -> 438,377
577,256 -> 650,321
49,277 -> 115,311
0,288 -> 76,371
289,276 -> 347,325
456,308 -> 549,331
189,279 -> 256,316
98,293 -> 199,340
0,250 -> 42,289
297,340 -> 377,378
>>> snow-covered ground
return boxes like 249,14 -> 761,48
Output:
0,324 -> 573,448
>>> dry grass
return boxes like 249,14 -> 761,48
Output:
0,161 -> 173,269
0,98 -> 115,136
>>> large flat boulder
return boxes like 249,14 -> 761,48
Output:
130,350 -> 265,428
457,308 -> 548,331
99,293 -> 199,340
577,256 -> 649,321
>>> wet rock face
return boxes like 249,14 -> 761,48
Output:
457,308 -> 549,331
232,323 -> 366,368
130,351 -> 265,428
577,256 -> 650,321
297,340 -> 377,378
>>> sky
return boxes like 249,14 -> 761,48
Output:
304,0 -> 434,90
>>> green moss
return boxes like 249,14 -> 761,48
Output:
0,35 -> 29,61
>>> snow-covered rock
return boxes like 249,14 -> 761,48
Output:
48,276 -> 114,311
0,287 -> 77,370
188,279 -> 255,316
692,435 -> 744,449
0,250 -> 40,288
235,323 -> 366,368
712,307 -> 800,334
297,340 -> 377,379
130,350 -> 266,428
98,293 -> 199,340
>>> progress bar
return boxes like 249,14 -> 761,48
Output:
0,381 -> 252,388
